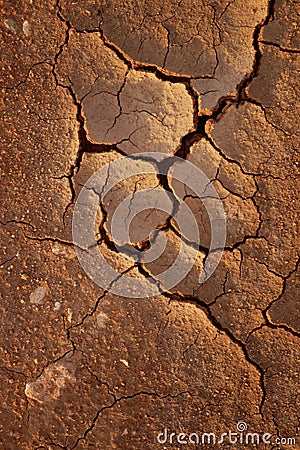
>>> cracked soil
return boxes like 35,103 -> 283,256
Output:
1,0 -> 299,449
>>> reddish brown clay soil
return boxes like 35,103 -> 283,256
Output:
1,0 -> 299,449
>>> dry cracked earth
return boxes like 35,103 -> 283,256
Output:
1,0 -> 300,449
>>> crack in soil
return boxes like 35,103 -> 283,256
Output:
161,291 -> 268,420
260,40 -> 300,53
71,390 -> 195,449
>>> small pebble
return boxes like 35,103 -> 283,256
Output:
97,312 -> 108,328
51,244 -> 62,255
67,308 -> 73,323
120,359 -> 129,367
23,20 -> 30,36
4,19 -> 17,32
30,286 -> 46,304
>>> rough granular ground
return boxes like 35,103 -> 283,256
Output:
0,0 -> 299,449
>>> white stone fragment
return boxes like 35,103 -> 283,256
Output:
23,20 -> 30,36
30,286 -> 46,304
97,312 -> 108,328
67,308 -> 73,323
55,301 -> 61,310
120,359 -> 129,367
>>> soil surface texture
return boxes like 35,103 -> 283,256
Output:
1,0 -> 299,449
